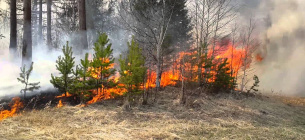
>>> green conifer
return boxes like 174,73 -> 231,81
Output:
119,37 -> 146,96
213,58 -> 236,93
70,53 -> 95,103
50,42 -> 75,96
17,62 -> 40,99
90,33 -> 116,96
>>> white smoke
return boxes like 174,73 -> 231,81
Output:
241,0 -> 305,96
0,43 -> 61,97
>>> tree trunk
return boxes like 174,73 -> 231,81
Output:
180,58 -> 186,104
33,0 -> 38,47
195,1 -> 202,86
9,0 -> 17,56
22,0 -> 32,66
78,0 -> 88,50
155,42 -> 162,100
142,76 -> 148,105
47,0 -> 52,49
38,0 -> 43,41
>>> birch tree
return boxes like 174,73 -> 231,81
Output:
239,19 -> 259,92
190,0 -> 236,86
119,0 -> 175,95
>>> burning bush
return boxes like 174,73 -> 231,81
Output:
50,34 -> 124,105
88,33 -> 117,103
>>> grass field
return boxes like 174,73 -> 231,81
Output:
0,87 -> 304,140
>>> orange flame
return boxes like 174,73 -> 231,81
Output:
75,41 -> 251,105
87,85 -> 126,104
57,100 -> 63,108
256,54 -> 264,62
144,41 -> 249,85
0,97 -> 24,121
56,92 -> 73,98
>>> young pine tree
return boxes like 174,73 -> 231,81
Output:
17,62 -> 40,99
50,42 -> 75,96
90,33 -> 116,97
119,38 -> 146,101
213,58 -> 236,93
197,43 -> 214,86
70,53 -> 95,103
247,75 -> 260,94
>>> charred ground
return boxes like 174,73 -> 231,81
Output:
0,87 -> 304,140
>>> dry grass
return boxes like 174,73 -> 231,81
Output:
0,87 -> 304,140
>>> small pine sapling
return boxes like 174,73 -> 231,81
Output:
71,53 -> 94,103
90,33 -> 116,98
50,42 -> 75,96
17,62 -> 40,99
119,38 -> 146,96
247,75 -> 260,94
213,58 -> 236,93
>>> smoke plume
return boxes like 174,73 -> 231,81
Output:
241,0 -> 305,96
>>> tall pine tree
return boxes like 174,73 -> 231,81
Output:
166,0 -> 191,50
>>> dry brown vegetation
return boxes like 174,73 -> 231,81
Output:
0,87 -> 305,140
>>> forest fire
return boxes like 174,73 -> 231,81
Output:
152,42 -> 248,84
0,97 -> 24,121
51,40 -> 251,106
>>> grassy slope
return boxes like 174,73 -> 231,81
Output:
0,87 -> 304,140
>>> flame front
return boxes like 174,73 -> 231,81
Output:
86,58 -> 126,104
56,40 -> 252,105
0,97 -> 24,121
144,41 -> 250,87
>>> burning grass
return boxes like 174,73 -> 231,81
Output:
0,97 -> 23,121
0,87 -> 304,139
